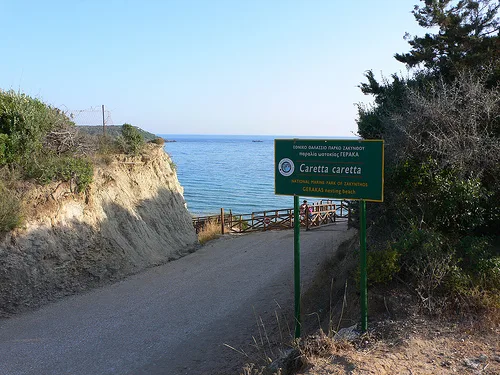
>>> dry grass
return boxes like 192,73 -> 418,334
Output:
198,219 -> 222,244
296,317 -> 500,375
0,181 -> 23,233
294,280 -> 500,375
240,363 -> 268,375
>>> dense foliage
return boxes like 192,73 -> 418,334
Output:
0,91 -> 67,165
78,125 -> 157,142
118,123 -> 145,155
0,90 -> 154,233
0,90 -> 94,190
357,0 -> 499,310
396,0 -> 499,81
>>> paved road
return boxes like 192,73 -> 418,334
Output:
0,223 -> 353,375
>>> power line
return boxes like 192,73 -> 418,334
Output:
68,106 -> 115,126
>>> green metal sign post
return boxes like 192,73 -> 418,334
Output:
359,200 -> 368,332
275,139 -> 384,336
293,195 -> 301,338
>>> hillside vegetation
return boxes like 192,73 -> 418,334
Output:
356,0 -> 499,316
0,90 -> 163,234
78,125 -> 158,142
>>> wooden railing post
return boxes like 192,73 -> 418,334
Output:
221,208 -> 225,235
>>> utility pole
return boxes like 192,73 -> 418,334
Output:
102,105 -> 106,136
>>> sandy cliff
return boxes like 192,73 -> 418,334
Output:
0,144 -> 197,314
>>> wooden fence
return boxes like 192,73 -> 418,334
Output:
192,200 -> 351,234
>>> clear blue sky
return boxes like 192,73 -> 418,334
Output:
1,0 -> 423,137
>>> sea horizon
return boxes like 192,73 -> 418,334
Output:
158,134 -> 347,216
158,133 -> 359,140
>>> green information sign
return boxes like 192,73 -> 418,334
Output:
275,139 -> 384,202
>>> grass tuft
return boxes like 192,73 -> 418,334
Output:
198,220 -> 221,244
0,182 -> 23,233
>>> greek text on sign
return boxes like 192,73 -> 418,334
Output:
275,139 -> 384,202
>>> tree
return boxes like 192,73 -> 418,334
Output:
395,0 -> 500,82
120,123 -> 144,155
355,0 -> 500,304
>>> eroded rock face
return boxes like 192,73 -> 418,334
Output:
0,145 -> 197,314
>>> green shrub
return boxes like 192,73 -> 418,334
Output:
476,256 -> 500,292
447,265 -> 500,320
150,137 -> 165,145
366,247 -> 401,285
0,133 -> 7,165
120,123 -> 144,155
390,159 -> 489,234
0,90 -> 71,166
0,90 -> 93,193
455,236 -> 500,292
0,182 -> 23,233
97,134 -> 116,152
26,155 -> 94,193
383,230 -> 500,311
394,228 -> 454,310
168,159 -> 177,172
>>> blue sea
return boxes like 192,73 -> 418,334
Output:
160,134 -> 308,216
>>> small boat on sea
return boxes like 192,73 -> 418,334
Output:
252,140 -> 263,142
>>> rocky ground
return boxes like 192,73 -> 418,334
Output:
295,314 -> 499,375
240,267 -> 499,375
